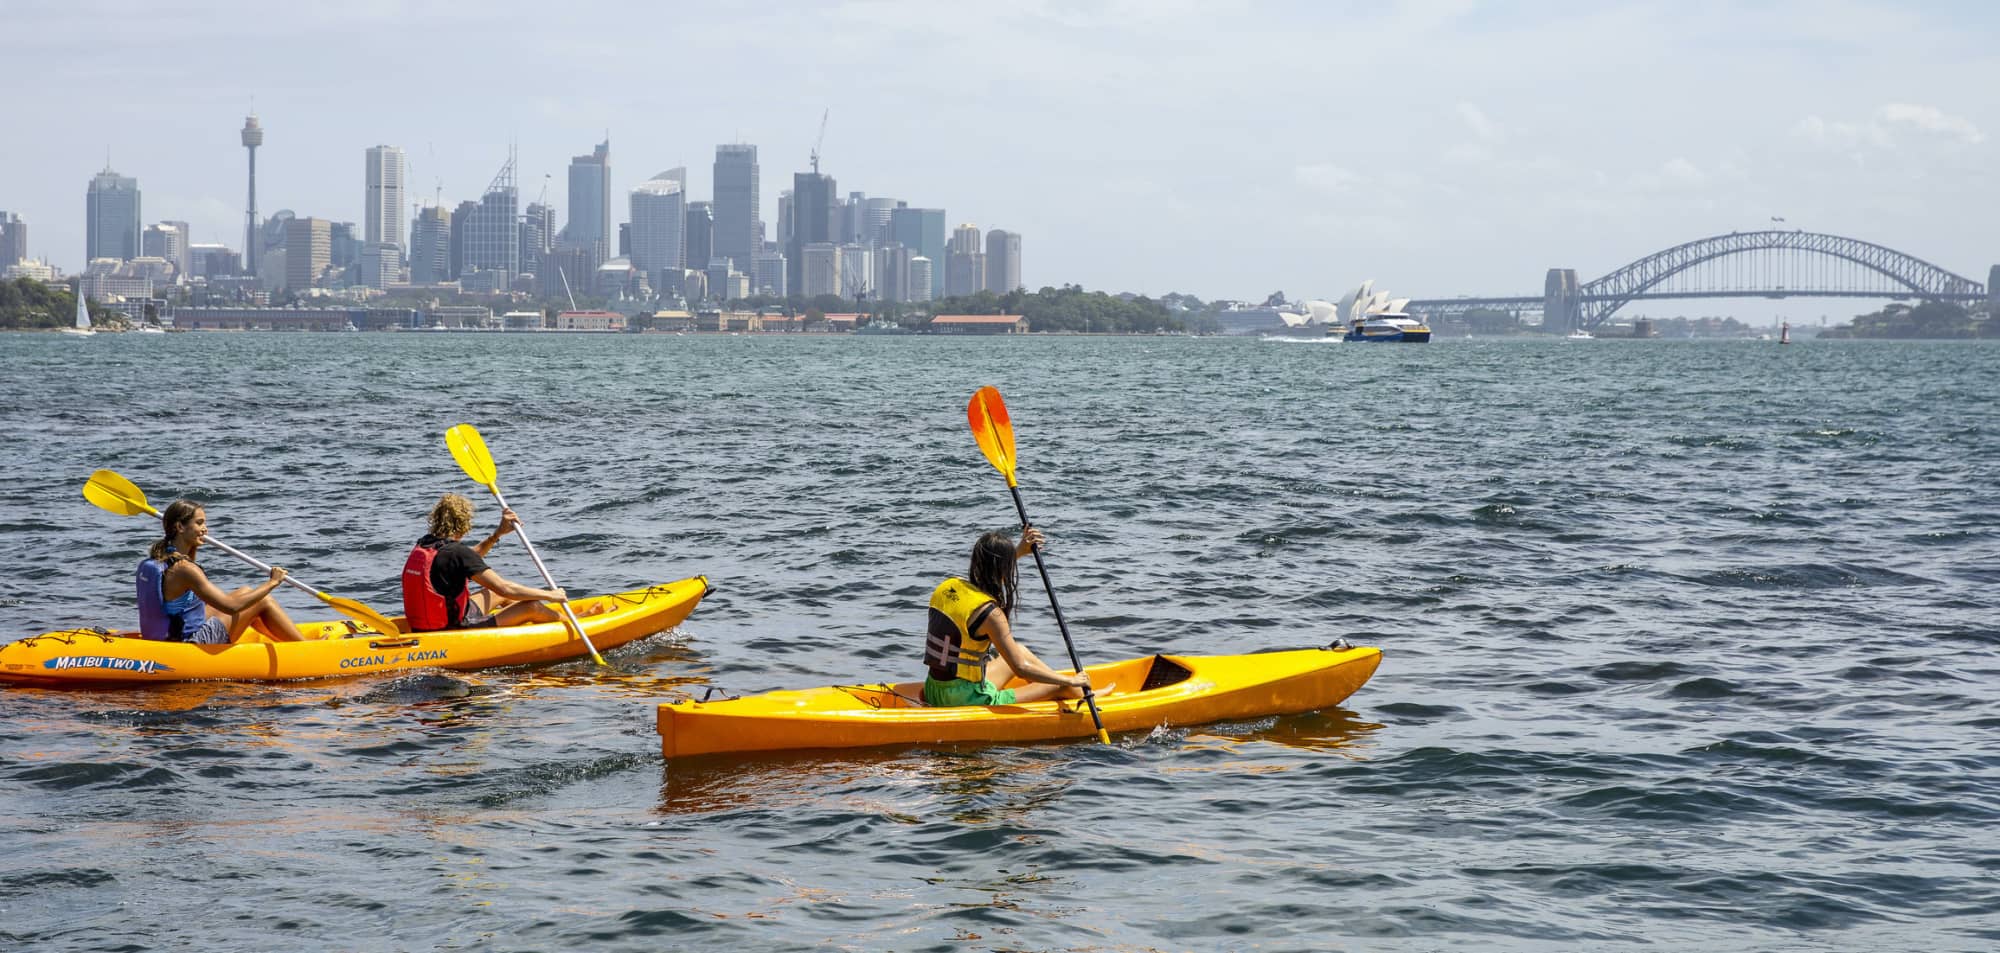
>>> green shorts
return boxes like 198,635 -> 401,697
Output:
922,676 -> 1017,707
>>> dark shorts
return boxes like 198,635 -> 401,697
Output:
185,617 -> 230,645
922,676 -> 1018,707
461,606 -> 499,629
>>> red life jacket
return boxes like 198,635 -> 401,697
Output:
401,542 -> 465,632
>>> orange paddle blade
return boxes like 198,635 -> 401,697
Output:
967,386 -> 1018,486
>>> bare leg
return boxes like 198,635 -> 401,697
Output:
216,587 -> 306,642
492,599 -> 560,627
984,655 -> 1085,703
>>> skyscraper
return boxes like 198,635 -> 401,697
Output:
0,211 -> 26,267
86,167 -> 142,262
563,138 -> 611,258
787,171 -> 837,297
985,229 -> 1022,293
521,202 -> 555,281
448,200 -> 476,280
409,206 -> 450,284
283,216 -> 331,292
241,114 -> 262,275
713,144 -> 759,270
465,154 -> 519,279
141,223 -> 186,276
685,201 -> 712,280
889,207 -> 946,297
630,176 -> 686,296
908,256 -> 934,303
364,146 -> 407,255
945,223 -> 985,297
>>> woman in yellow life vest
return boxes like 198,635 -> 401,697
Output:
923,527 -> 1093,707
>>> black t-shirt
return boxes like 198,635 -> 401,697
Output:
415,534 -> 488,628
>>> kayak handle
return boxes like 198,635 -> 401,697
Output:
368,637 -> 421,650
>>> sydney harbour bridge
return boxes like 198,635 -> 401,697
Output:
1405,230 -> 1998,331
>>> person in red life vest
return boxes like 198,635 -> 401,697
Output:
136,499 -> 306,643
401,493 -> 568,632
921,527 -> 1094,707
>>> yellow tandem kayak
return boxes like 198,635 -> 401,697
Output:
656,643 -> 1381,758
0,576 -> 708,686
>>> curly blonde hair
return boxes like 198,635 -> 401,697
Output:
427,493 -> 475,539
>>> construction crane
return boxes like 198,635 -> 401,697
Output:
809,108 -> 828,174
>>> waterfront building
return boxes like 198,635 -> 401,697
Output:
556,309 -> 625,331
752,249 -> 787,297
801,242 -> 840,298
0,211 -> 25,267
428,305 -> 493,329
464,156 -> 519,280
930,314 -> 1026,334
562,139 -> 612,259
630,176 -> 686,297
787,172 -> 838,296
985,229 -> 1021,293
283,217 -> 331,292
86,167 -> 142,262
713,144 -> 760,271
363,146 -> 407,254
839,242 -> 872,298
889,207 -> 945,297
908,256 -> 933,302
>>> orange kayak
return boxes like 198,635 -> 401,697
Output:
657,643 -> 1381,757
1,577 -> 708,685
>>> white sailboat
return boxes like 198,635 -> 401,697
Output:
60,294 -> 96,336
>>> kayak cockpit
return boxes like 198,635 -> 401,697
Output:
834,654 -> 1195,710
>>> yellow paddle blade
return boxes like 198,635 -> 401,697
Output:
321,593 -> 400,637
967,386 -> 1018,487
445,424 -> 498,489
83,469 -> 159,517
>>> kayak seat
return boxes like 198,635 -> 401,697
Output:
1140,655 -> 1194,692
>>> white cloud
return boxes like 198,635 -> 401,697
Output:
1295,163 -> 1362,195
1876,103 -> 1984,143
1457,103 -> 1502,142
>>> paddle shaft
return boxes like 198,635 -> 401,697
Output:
480,485 -> 602,663
1005,484 -> 1109,740
197,533 -> 329,601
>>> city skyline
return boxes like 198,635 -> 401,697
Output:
2,1 -> 1994,313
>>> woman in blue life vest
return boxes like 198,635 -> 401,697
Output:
135,499 -> 305,644
922,527 -> 1093,707
401,494 -> 568,632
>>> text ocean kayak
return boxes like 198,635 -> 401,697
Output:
657,643 -> 1380,757
1,576 -> 708,685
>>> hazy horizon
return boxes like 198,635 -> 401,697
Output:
4,0 -> 1994,314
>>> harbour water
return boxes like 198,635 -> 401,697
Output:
2,333 -> 1995,951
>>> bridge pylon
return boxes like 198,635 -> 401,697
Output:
1989,265 -> 1999,316
1544,268 -> 1581,332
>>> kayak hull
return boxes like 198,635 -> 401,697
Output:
0,576 -> 708,685
657,644 -> 1381,758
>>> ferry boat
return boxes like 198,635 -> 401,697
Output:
1335,280 -> 1430,343
1566,328 -> 1594,340
1344,314 -> 1433,343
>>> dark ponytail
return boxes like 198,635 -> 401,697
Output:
148,499 -> 202,564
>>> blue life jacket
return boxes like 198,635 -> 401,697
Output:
136,557 -> 208,642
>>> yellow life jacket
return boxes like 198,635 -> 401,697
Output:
925,577 -> 1000,681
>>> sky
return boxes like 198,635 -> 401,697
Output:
4,0 -> 1995,313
